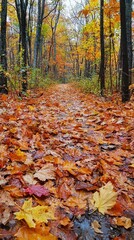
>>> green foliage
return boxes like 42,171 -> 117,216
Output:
29,68 -> 56,89
76,75 -> 100,94
41,24 -> 49,37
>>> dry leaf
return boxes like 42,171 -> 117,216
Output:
25,185 -> 50,197
15,198 -> 55,228
62,161 -> 78,175
113,216 -> 132,229
0,191 -> 15,206
23,173 -> 37,185
15,226 -> 58,240
92,182 -> 117,214
0,207 -> 11,225
91,220 -> 103,234
34,163 -> 56,181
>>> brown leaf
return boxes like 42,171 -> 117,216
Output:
0,191 -> 15,206
57,182 -> 71,200
113,217 -> 132,229
91,220 -> 103,234
34,163 -> 56,181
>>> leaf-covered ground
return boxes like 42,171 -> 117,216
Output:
0,84 -> 134,240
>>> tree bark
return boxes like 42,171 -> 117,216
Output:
0,0 -> 8,94
99,0 -> 105,96
33,0 -> 46,69
120,0 -> 130,102
125,0 -> 132,84
15,0 -> 28,92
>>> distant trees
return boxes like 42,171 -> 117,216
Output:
0,0 -> 8,94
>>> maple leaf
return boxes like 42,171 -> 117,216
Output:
92,182 -> 117,214
23,173 -> 37,185
15,226 -> 58,240
34,163 -> 56,181
62,161 -> 78,175
15,198 -> 55,228
25,185 -> 50,197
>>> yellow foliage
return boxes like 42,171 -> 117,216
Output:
15,199 -> 55,228
92,182 -> 117,214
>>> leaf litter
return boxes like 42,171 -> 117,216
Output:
0,84 -> 134,239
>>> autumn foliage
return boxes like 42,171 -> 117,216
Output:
0,84 -> 134,239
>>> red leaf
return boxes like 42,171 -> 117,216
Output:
25,185 -> 50,197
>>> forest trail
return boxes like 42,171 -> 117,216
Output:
0,84 -> 134,239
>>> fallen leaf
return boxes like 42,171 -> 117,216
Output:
23,173 -> 37,185
15,226 -> 57,240
4,186 -> 24,198
62,161 -> 78,175
91,220 -> 103,234
113,216 -> 132,229
0,191 -> 15,206
92,182 -> 117,214
0,175 -> 8,186
0,207 -> 11,225
25,185 -> 50,197
9,149 -> 26,162
34,163 -> 56,181
60,217 -> 71,226
15,198 -> 55,228
57,182 -> 71,200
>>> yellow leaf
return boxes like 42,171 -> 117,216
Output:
28,106 -> 35,111
15,198 -> 35,228
92,182 -> 117,214
15,199 -> 55,228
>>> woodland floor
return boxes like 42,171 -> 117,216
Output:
0,84 -> 134,240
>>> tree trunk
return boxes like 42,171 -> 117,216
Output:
15,0 -> 28,92
120,0 -> 130,102
125,0 -> 132,84
84,59 -> 90,78
0,0 -> 8,94
99,0 -> 105,96
33,0 -> 46,69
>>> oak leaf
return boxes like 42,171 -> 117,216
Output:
34,163 -> 56,181
15,198 -> 55,228
92,182 -> 117,214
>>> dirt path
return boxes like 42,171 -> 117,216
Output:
0,84 -> 134,239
